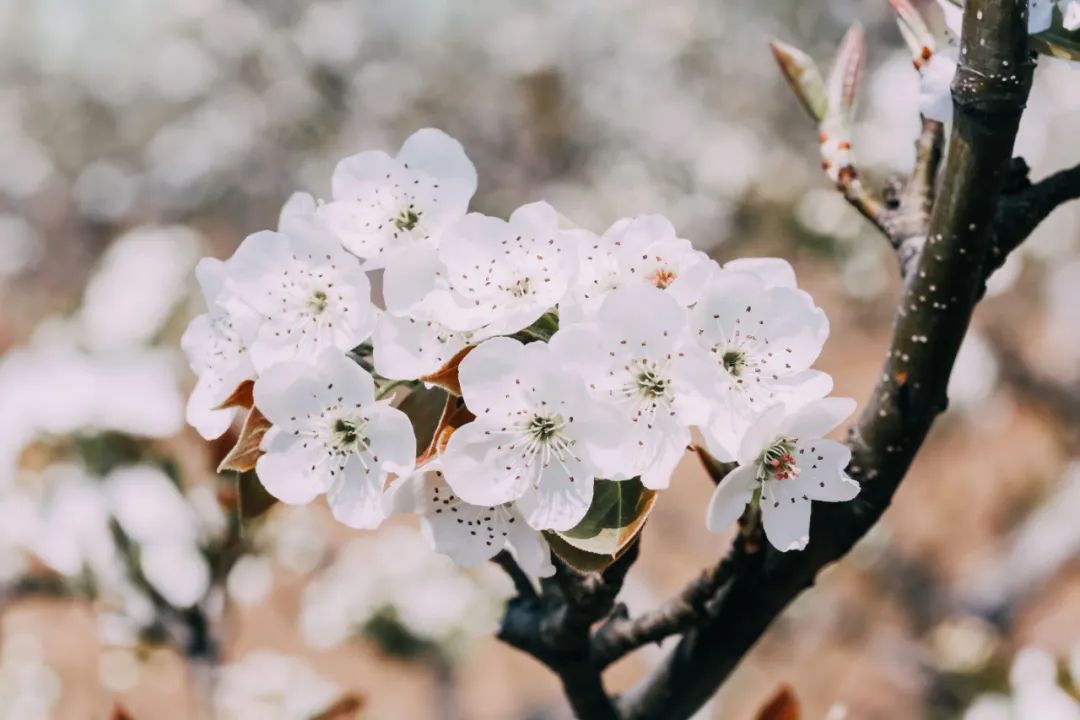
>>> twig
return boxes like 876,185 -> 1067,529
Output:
492,550 -> 538,600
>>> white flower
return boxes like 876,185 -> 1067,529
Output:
1030,0 -> 1056,33
919,48 -> 958,123
392,461 -> 555,577
550,286 -> 716,489
224,219 -> 377,372
705,398 -> 860,551
440,336 -> 623,531
254,351 -> 415,529
721,257 -> 798,289
690,269 -> 831,461
320,128 -> 477,270
213,651 -> 343,720
433,201 -> 575,336
562,214 -> 716,321
182,258 -> 259,439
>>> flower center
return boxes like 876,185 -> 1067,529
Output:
308,289 -> 329,314
394,208 -> 420,232
509,276 -> 532,298
332,416 -> 368,453
649,267 -> 677,289
526,414 -> 561,443
757,438 -> 799,482
635,369 -> 670,399
721,349 -> 747,376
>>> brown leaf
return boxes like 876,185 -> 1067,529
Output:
418,345 -> 474,396
217,406 -> 271,473
311,694 -> 366,720
754,684 -> 800,720
416,394 -> 475,466
213,378 -> 254,411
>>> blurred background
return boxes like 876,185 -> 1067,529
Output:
1,0 -> 1079,718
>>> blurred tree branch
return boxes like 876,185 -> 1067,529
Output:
489,3 -> 1066,718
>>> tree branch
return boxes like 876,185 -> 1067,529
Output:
591,539 -> 745,669
618,3 -> 1034,718
991,160 -> 1080,272
494,542 -> 640,718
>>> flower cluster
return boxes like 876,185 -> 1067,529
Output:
184,129 -> 861,573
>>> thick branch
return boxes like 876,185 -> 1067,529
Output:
619,3 -> 1033,718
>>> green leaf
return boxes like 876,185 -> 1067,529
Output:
396,385 -> 449,455
548,478 -> 658,572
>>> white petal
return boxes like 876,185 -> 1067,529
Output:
516,459 -> 594,531
195,257 -> 227,305
705,464 -> 757,533
279,191 -> 319,234
316,350 -> 376,407
373,312 -> 470,381
418,472 -> 511,567
364,404 -> 416,476
440,421 -> 533,506
396,128 -> 478,206
253,362 -> 324,428
722,257 -> 797,289
772,369 -> 834,411
382,242 -> 443,314
796,439 -> 859,502
781,397 -> 856,440
736,404 -> 788,465
185,379 -> 238,440
326,453 -> 388,529
457,336 -> 529,419
255,428 -> 328,504
507,511 -> 555,577
596,284 -> 686,352
760,479 -> 812,551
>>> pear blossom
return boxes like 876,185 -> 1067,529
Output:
434,201 -> 576,336
223,218 -> 377,373
561,213 -> 716,321
440,336 -> 623,531
253,351 -> 415,529
392,461 -> 555,576
181,257 -> 259,439
705,397 -> 860,551
550,286 -> 716,489
691,270 -> 831,460
320,128 -> 477,270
